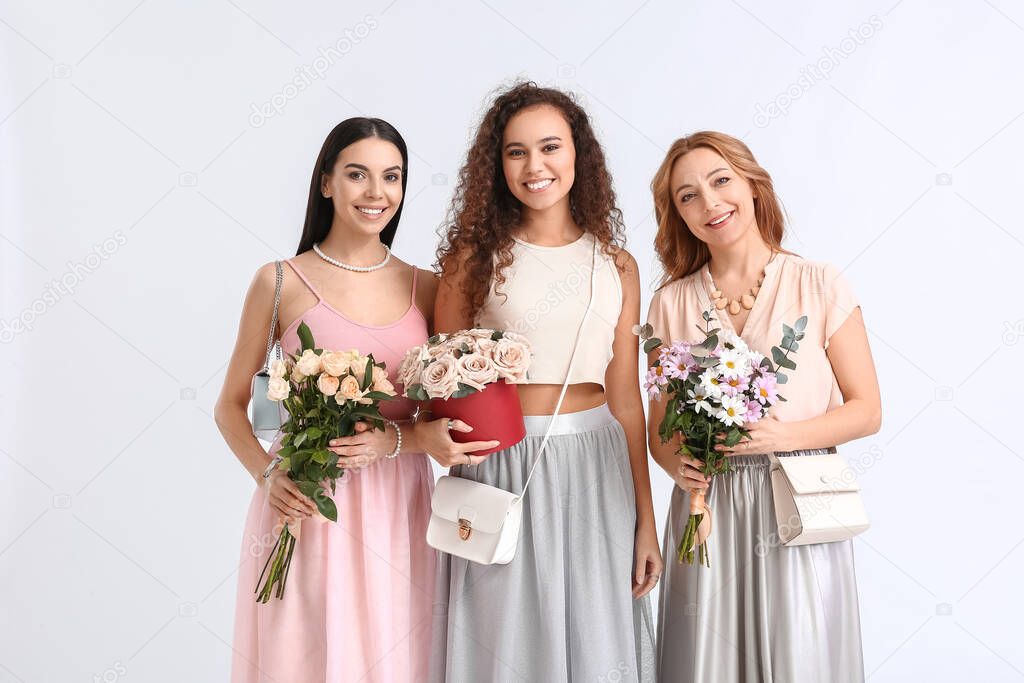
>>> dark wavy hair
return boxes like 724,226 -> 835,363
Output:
435,82 -> 624,321
297,117 -> 408,255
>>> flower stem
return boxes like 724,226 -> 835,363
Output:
255,525 -> 295,603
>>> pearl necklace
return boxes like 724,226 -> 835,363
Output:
313,242 -> 391,272
707,253 -> 776,316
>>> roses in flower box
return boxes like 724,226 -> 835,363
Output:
399,329 -> 532,456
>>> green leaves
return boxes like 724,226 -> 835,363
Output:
690,333 -> 719,360
636,324 -> 664,354
450,382 -> 480,399
406,384 -> 429,401
316,495 -> 338,523
297,481 -> 338,522
360,358 -> 374,391
767,315 -> 807,377
337,414 -> 356,437
297,321 -> 315,352
772,346 -> 796,370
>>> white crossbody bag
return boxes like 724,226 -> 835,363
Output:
768,447 -> 870,546
426,241 -> 599,565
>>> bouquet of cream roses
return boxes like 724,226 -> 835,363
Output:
398,329 -> 532,455
639,309 -> 805,566
257,321 -> 396,602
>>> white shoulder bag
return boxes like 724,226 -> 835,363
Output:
769,447 -> 870,546
427,240 -> 599,565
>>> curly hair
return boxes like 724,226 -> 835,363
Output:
435,81 -> 625,322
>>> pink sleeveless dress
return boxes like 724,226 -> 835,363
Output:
231,259 -> 436,683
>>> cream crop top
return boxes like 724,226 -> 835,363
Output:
475,232 -> 623,387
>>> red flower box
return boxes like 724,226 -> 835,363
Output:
428,379 -> 526,456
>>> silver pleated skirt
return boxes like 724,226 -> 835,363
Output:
657,449 -> 865,682
430,404 -> 657,682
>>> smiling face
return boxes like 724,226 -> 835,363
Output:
670,146 -> 758,247
501,104 -> 576,213
321,136 -> 404,237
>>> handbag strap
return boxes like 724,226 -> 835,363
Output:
767,445 -> 838,468
261,261 -> 284,372
517,238 -> 600,498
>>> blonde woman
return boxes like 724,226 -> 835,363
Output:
646,131 -> 880,682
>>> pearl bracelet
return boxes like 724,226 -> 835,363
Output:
384,419 -> 402,459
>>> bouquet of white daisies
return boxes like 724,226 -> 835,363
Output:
639,308 -> 806,566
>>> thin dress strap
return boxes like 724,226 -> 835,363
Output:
409,266 -> 418,306
284,258 -> 323,301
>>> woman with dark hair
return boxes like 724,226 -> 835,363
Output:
215,118 -> 497,682
430,82 -> 659,681
646,131 -> 879,681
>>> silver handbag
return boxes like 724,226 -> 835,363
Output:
426,240 -> 598,565
250,261 -> 286,442
768,447 -> 870,546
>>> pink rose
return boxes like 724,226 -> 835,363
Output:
336,375 -> 362,402
371,365 -> 396,396
349,355 -> 370,383
474,337 -> 498,358
426,343 -> 450,360
267,377 -> 290,401
399,346 -> 425,389
420,355 -> 459,399
320,351 -> 351,376
317,373 -> 340,397
492,337 -> 531,382
456,352 -> 498,391
296,349 -> 322,376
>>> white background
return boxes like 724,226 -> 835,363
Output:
2,1 -> 1022,681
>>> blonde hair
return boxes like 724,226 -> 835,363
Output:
650,131 -> 797,288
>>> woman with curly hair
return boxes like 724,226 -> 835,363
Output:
429,82 -> 658,681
